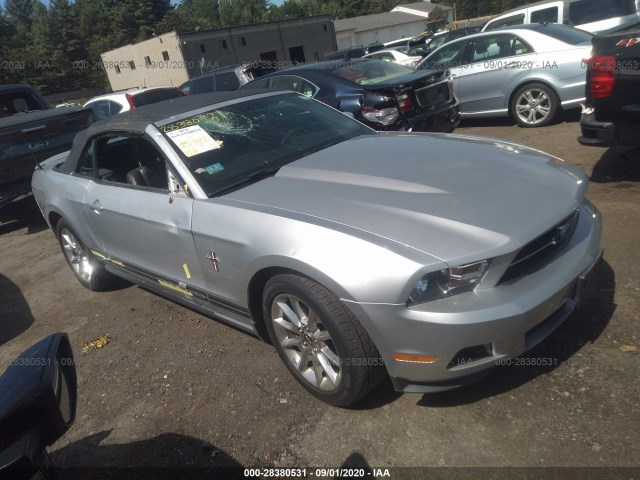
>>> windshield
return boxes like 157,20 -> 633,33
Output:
158,94 -> 372,197
334,60 -> 414,85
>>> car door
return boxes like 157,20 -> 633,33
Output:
81,132 -> 205,291
456,34 -> 536,114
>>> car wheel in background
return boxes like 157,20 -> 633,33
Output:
263,274 -> 385,407
511,83 -> 559,128
56,220 -> 113,291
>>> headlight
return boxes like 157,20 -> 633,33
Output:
408,260 -> 489,306
361,106 -> 400,126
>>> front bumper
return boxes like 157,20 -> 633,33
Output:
578,113 -> 615,147
344,201 -> 603,393
407,102 -> 460,133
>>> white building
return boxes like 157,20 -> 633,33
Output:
334,2 -> 454,50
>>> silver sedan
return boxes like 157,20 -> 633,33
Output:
417,23 -> 593,127
32,91 -> 602,406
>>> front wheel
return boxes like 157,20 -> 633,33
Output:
56,220 -> 113,291
263,274 -> 385,407
511,83 -> 559,127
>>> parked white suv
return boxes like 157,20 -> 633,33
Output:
482,0 -> 640,34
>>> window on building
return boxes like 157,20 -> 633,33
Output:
162,51 -> 170,61
144,56 -> 151,67
115,65 -> 121,74
200,44 -> 206,53
129,60 -> 136,70
323,24 -> 328,32
220,40 -> 228,50
288,45 -> 305,64
313,52 -> 320,61
260,50 -> 278,61
239,36 -> 247,47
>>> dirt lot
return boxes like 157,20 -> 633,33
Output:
1,111 -> 639,478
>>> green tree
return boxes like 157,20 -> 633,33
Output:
4,0 -> 34,26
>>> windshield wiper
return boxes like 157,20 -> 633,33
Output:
208,167 -> 281,197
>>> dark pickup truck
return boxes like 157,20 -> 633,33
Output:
0,84 -> 93,208
578,29 -> 640,147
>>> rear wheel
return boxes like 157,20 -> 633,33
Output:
263,274 -> 385,407
511,83 -> 559,127
56,220 -> 113,291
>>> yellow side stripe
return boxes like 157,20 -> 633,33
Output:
158,279 -> 193,297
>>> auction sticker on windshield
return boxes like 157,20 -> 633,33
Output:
165,125 -> 223,157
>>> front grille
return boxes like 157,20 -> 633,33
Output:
415,81 -> 450,109
500,209 -> 580,284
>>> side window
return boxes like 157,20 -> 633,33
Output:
93,135 -> 168,190
89,100 -> 110,120
513,36 -> 534,55
485,13 -> 525,30
379,52 -> 395,62
426,40 -> 470,69
190,76 -> 214,94
531,6 -> 559,24
108,101 -> 123,116
298,80 -> 317,97
242,78 -> 270,89
269,76 -> 318,97
430,36 -> 447,50
471,35 -> 519,63
76,142 -> 94,177
215,72 -> 241,91
569,0 -> 634,25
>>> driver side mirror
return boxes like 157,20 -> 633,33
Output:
0,333 -> 77,475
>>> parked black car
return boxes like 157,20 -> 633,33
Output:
578,28 -> 640,147
0,333 -> 77,479
179,62 -> 278,95
241,59 -> 460,132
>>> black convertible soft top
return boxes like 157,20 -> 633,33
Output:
58,90 -> 287,173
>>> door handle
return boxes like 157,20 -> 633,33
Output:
90,200 -> 103,213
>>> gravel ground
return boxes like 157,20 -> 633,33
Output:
1,110 -> 638,478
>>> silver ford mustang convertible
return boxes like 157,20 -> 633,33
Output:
32,91 -> 602,406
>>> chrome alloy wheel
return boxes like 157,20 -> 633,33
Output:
60,228 -> 93,283
514,88 -> 552,125
271,293 -> 342,391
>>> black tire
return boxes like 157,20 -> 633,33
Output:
263,274 -> 385,407
56,219 -> 113,291
510,83 -> 560,128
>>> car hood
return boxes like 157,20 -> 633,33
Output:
225,133 -> 588,265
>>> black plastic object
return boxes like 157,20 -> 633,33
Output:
0,333 -> 77,478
